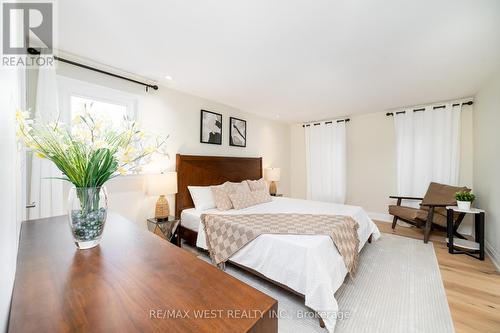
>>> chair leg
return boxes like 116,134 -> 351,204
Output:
423,207 -> 435,243
319,317 -> 325,328
391,216 -> 398,229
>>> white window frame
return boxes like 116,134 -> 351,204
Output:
57,75 -> 138,124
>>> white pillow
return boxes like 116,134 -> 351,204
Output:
188,186 -> 216,211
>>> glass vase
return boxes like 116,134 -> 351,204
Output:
68,187 -> 108,249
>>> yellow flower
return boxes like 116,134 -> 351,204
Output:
36,152 -> 46,159
144,146 -> 156,154
15,110 -> 23,122
15,109 -> 30,123
117,167 -> 127,175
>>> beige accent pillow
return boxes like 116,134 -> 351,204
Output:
211,181 -> 251,210
226,181 -> 251,194
228,192 -> 256,210
251,190 -> 273,204
229,189 -> 272,210
211,183 -> 233,211
246,178 -> 267,192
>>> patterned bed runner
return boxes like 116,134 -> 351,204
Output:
201,213 -> 360,276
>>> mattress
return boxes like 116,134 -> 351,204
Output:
181,197 -> 381,333
181,207 -> 218,232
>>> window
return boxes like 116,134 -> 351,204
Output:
70,95 -> 128,128
58,75 -> 137,125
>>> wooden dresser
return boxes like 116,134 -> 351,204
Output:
9,214 -> 277,333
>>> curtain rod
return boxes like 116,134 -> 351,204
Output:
386,100 -> 473,116
302,118 -> 350,128
27,48 -> 159,92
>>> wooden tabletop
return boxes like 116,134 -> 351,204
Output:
9,214 -> 277,333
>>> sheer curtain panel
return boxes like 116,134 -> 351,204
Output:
28,67 -> 64,219
394,103 -> 461,199
305,121 -> 346,203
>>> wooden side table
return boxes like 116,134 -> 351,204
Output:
446,206 -> 485,260
147,216 -> 181,246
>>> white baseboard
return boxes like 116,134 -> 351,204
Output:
368,212 -> 393,222
486,240 -> 500,272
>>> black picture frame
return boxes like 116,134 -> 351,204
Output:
200,110 -> 222,145
229,117 -> 247,147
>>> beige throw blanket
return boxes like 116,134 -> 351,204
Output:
201,213 -> 360,276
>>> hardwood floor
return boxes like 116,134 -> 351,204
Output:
375,221 -> 500,333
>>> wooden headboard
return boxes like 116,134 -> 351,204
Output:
175,154 -> 263,218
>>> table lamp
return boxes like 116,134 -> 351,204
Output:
265,168 -> 280,196
146,172 -> 178,220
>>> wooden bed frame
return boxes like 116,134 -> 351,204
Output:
174,153 -> 364,329
175,154 -> 263,246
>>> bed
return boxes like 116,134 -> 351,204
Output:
175,154 -> 381,332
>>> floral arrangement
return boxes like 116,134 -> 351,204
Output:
16,104 -> 169,248
16,104 -> 168,187
455,191 -> 475,202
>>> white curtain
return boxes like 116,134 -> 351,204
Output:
305,121 -> 346,203
394,103 -> 461,199
28,67 -> 64,219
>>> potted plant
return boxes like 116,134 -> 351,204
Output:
16,105 -> 168,249
455,191 -> 475,211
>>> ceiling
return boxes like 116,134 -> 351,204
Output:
57,0 -> 500,123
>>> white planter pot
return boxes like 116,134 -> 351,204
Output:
457,201 -> 471,211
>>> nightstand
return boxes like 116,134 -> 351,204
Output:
147,216 -> 181,246
446,206 -> 485,260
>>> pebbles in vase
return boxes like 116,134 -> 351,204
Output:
70,208 -> 107,241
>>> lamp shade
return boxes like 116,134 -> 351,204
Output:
146,172 -> 178,195
265,168 -> 281,182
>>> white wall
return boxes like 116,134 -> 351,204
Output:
290,106 -> 474,221
0,67 -> 23,331
473,72 -> 500,270
56,63 -> 290,228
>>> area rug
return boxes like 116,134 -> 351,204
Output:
193,233 -> 454,332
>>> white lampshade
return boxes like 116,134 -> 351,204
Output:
146,172 -> 178,195
265,168 -> 281,182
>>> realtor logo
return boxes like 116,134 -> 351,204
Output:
2,2 -> 53,55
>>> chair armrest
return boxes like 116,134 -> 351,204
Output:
389,196 -> 423,201
420,203 -> 449,207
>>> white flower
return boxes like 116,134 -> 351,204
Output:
116,145 -> 136,164
72,113 -> 83,125
117,167 -> 127,175
72,127 -> 92,142
93,139 -> 110,150
136,130 -> 145,139
93,118 -> 105,132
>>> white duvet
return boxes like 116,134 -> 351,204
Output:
181,197 -> 381,332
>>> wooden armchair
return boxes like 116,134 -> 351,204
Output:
389,182 -> 470,243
